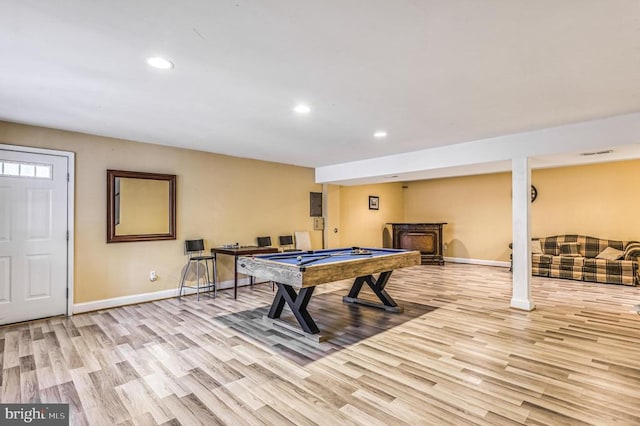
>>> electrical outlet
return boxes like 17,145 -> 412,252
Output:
149,271 -> 158,282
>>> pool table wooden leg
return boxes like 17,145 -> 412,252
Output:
343,271 -> 403,313
268,283 -> 319,334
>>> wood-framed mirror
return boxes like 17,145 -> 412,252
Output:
107,170 -> 176,243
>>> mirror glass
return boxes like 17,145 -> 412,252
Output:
107,170 -> 176,243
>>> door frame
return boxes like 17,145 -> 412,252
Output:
0,143 -> 75,318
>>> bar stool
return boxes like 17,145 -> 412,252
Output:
257,236 -> 272,247
294,231 -> 312,251
279,235 -> 296,252
178,239 -> 216,300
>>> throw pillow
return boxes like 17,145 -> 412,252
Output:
623,242 -> 640,261
596,247 -> 624,260
559,242 -> 581,257
531,240 -> 543,254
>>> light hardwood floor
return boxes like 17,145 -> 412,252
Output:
1,263 -> 640,425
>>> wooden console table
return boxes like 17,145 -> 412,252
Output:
211,246 -> 279,299
388,223 -> 447,265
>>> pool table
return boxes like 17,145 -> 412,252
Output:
237,247 -> 421,335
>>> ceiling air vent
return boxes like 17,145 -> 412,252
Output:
579,149 -> 613,156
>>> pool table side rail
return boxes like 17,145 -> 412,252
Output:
237,250 -> 421,288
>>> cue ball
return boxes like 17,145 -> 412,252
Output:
297,256 -> 303,261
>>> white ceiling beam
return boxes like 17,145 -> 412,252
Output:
315,112 -> 640,184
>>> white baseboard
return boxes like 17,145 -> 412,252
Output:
444,257 -> 510,268
73,277 -> 255,314
510,298 -> 536,311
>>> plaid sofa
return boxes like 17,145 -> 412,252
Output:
532,235 -> 640,286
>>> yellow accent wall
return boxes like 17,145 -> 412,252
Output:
403,160 -> 640,262
403,172 -> 512,261
0,121 -> 322,303
339,183 -> 405,248
324,184 -> 342,248
531,160 -> 640,240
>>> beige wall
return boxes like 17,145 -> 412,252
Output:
324,184 -> 341,248
531,160 -> 640,240
0,121 -> 321,303
404,172 -> 512,261
339,183 -> 405,248
403,159 -> 640,262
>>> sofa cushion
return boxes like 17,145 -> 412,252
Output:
582,236 -> 625,258
596,247 -> 624,260
539,236 -> 562,255
559,242 -> 581,257
551,256 -> 584,267
540,235 -> 584,256
583,258 -> 638,286
583,258 -> 637,271
538,235 -> 628,258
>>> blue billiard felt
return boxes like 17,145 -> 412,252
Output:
253,247 -> 407,266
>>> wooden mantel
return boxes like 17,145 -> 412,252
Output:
387,223 -> 447,265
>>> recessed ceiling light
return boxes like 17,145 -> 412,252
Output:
293,104 -> 311,114
146,57 -> 174,70
373,131 -> 387,139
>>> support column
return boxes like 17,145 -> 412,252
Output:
511,157 -> 535,311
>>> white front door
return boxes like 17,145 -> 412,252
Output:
0,149 -> 69,325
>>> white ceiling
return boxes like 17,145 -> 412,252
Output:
1,1 -> 639,181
